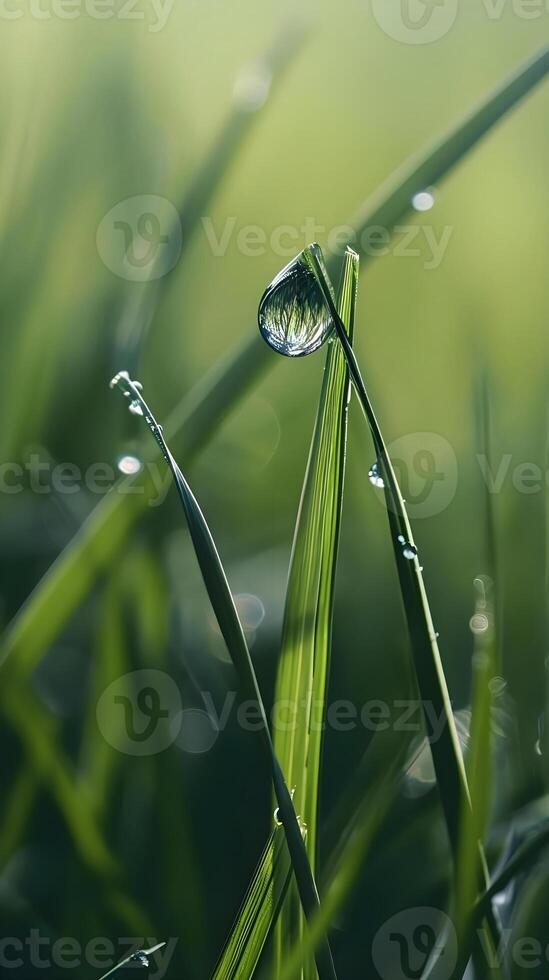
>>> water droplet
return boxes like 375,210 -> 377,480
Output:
368,462 -> 385,488
469,613 -> 489,635
131,951 -> 149,967
109,370 -> 130,390
412,189 -> 435,212
129,399 -> 144,417
535,739 -> 543,757
273,806 -> 282,827
397,535 -> 405,544
117,454 -> 142,476
402,542 -> 417,561
258,244 -> 335,357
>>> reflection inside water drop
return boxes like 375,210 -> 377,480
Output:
368,462 -> 385,488
258,244 -> 335,357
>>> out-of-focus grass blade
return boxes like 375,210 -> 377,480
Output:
337,44 -> 549,276
475,822 -> 549,921
211,826 -> 292,980
448,580 -> 499,980
2,47 -> 547,690
109,373 -> 338,980
273,248 -> 357,977
115,22 -> 308,372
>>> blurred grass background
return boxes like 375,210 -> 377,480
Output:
1,1 -> 549,977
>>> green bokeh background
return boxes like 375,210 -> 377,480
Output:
1,1 -> 549,977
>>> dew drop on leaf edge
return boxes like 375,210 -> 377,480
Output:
258,245 -> 335,357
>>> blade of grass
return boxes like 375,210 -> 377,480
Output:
446,581 -> 499,980
110,372 -> 338,980
211,826 -> 292,980
273,248 -> 358,978
3,46 -> 548,691
272,739 -> 406,980
305,246 -> 501,956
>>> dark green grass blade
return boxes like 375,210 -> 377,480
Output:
211,827 -> 292,980
273,741 -> 406,980
109,373 -> 337,980
305,247 -> 502,959
3,47 -> 548,689
273,248 -> 358,977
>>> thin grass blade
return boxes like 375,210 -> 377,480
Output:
273,248 -> 358,976
109,373 -> 338,980
211,827 -> 292,980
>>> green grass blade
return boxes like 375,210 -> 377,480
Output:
109,373 -> 338,980
3,47 -> 547,689
450,582 -> 500,979
211,827 -> 292,980
273,248 -> 358,976
306,246 -> 502,957
273,743 -> 405,980
336,45 -> 549,275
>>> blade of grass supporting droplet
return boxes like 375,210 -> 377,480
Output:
304,247 -> 501,954
273,248 -> 358,977
211,826 -> 292,980
110,373 -> 338,980
3,46 -> 548,696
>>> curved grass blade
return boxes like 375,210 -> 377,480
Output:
211,826 -> 292,980
3,46 -> 548,691
273,248 -> 358,976
110,373 -> 338,980
304,247 -> 501,954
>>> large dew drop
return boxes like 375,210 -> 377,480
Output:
258,243 -> 335,357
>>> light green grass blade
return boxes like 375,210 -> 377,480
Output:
109,373 -> 338,980
273,249 -> 358,977
2,47 -> 547,689
211,827 -> 292,980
